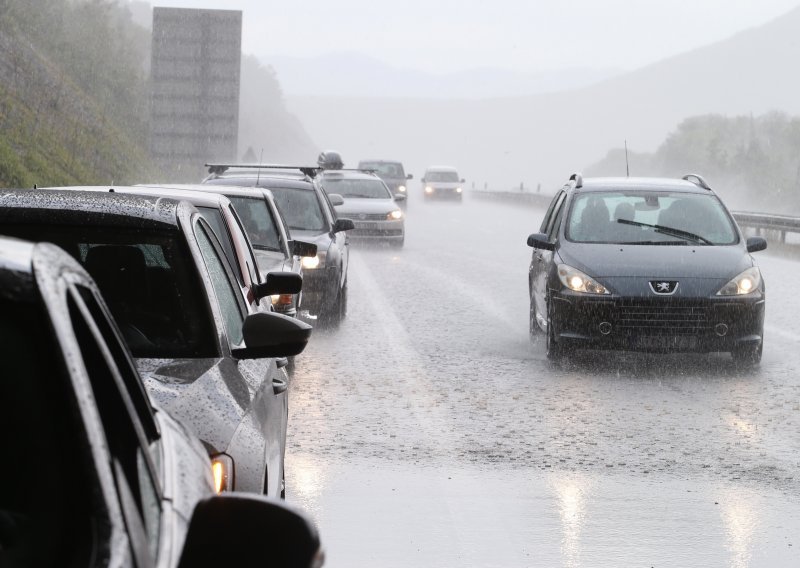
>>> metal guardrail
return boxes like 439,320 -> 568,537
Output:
470,190 -> 800,244
731,211 -> 800,243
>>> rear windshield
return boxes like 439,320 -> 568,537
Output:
425,171 -> 459,182
268,187 -> 327,232
227,196 -> 282,252
566,191 -> 738,245
322,178 -> 392,199
0,225 -> 216,357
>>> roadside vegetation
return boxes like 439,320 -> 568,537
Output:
587,112 -> 800,213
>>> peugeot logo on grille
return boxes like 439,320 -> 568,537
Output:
649,280 -> 679,295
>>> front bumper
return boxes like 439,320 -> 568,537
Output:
550,290 -> 765,353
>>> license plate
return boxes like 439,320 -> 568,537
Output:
637,336 -> 697,350
355,222 -> 379,230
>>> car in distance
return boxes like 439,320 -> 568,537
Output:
320,169 -> 406,247
0,236 -> 324,567
421,166 -> 465,200
0,189 -> 311,497
204,165 -> 354,328
357,159 -> 413,200
527,174 -> 767,364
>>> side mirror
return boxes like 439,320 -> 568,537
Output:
291,239 -> 318,258
333,218 -> 355,232
527,232 -> 554,251
327,193 -> 344,207
746,236 -> 767,253
460,178 -> 466,183
393,193 -> 407,202
178,494 -> 324,568
232,311 -> 312,359
420,177 -> 426,183
253,271 -> 303,300
406,174 -> 413,180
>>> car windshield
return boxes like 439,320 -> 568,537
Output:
323,178 -> 392,199
227,196 -> 282,252
0,226 -> 216,358
566,191 -> 738,245
359,162 -> 405,178
425,171 -> 459,182
268,187 -> 327,232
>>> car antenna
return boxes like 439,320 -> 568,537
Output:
624,140 -> 630,177
256,148 -> 264,185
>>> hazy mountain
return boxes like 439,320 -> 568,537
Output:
286,7 -> 800,193
261,52 -> 622,99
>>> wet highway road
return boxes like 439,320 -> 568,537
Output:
286,191 -> 800,567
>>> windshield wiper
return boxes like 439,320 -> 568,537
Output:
343,193 -> 374,198
617,219 -> 713,245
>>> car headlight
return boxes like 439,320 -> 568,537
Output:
557,264 -> 610,295
271,294 -> 293,306
398,185 -> 407,192
425,186 -> 434,194
456,187 -> 463,193
302,254 -> 323,269
716,267 -> 761,296
211,453 -> 234,493
387,210 -> 403,220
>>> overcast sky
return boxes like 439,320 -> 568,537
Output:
149,0 -> 800,72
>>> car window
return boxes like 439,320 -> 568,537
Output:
322,178 -> 392,199
67,287 -> 162,564
540,190 -> 564,233
566,191 -> 738,245
0,299 -> 94,566
543,191 -> 566,237
195,221 -> 246,347
75,285 -> 159,441
197,206 -> 242,284
227,204 -> 263,284
227,195 -> 283,252
269,186 -> 327,232
0,225 -> 217,358
358,162 -> 405,177
547,194 -> 568,241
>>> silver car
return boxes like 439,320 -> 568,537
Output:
320,170 -> 406,247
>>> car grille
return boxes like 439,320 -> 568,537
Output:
352,229 -> 403,237
354,213 -> 389,221
617,303 -> 709,335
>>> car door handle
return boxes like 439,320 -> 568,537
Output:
276,357 -> 289,368
272,376 -> 288,395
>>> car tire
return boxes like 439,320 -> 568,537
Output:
321,280 -> 347,329
545,300 -> 565,360
732,341 -> 762,367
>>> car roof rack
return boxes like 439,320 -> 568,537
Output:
569,173 -> 583,189
205,163 -> 321,179
322,168 -> 378,174
682,173 -> 712,191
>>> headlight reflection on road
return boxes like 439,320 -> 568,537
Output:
719,487 -> 761,568
550,474 -> 592,568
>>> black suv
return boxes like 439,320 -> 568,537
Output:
204,165 -> 354,328
527,174 -> 767,364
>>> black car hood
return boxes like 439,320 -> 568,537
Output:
136,358 -> 251,454
560,243 -> 752,279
